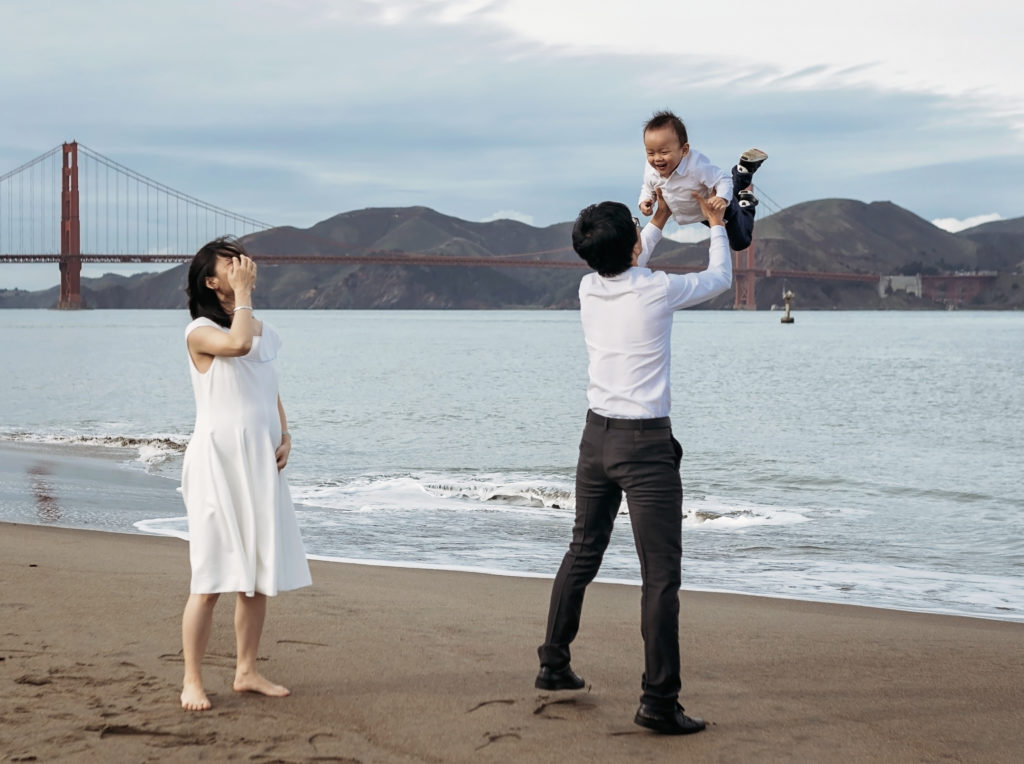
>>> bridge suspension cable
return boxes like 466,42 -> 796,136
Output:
0,147 -> 62,257
0,142 -> 274,258
754,185 -> 784,215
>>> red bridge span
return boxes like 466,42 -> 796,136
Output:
0,141 -> 914,310
1,250 -> 881,282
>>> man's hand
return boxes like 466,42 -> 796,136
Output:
693,191 -> 726,227
639,198 -> 654,216
649,187 -> 672,229
707,195 -> 728,213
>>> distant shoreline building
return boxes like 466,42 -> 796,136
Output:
880,272 -> 997,306
879,275 -> 922,298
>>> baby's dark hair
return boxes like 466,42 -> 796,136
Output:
572,202 -> 636,278
644,110 -> 688,146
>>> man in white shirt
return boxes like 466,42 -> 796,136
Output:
536,188 -> 732,735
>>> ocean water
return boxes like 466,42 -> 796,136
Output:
1,308 -> 1022,622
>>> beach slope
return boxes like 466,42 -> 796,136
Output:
2,522 -> 1022,762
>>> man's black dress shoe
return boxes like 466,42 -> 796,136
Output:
633,702 -> 706,735
534,665 -> 585,691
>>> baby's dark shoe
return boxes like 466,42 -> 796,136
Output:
737,148 -> 768,174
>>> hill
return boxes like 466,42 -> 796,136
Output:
956,216 -> 1024,274
2,201 -> 1022,310
645,200 -> 1023,309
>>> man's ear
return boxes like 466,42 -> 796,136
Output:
681,142 -> 690,156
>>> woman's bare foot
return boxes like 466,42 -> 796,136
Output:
181,680 -> 212,711
233,670 -> 290,697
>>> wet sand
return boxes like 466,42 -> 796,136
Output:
2,521 -> 1022,762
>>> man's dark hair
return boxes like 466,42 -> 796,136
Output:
644,110 -> 688,146
572,201 -> 636,277
186,236 -> 249,328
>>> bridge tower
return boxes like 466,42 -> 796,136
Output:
59,142 -> 82,309
733,242 -> 756,310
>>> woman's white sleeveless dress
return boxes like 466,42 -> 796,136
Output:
181,317 -> 312,596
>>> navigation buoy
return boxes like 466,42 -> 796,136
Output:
781,289 -> 795,324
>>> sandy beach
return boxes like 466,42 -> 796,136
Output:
1,522 -> 1021,762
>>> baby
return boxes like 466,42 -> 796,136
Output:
639,110 -> 766,252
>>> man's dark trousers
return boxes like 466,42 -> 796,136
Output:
538,410 -> 684,708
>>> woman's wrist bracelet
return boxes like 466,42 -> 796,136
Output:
233,305 -> 253,313
281,430 -> 291,439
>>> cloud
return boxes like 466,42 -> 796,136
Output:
457,1 -> 1024,129
662,223 -> 711,244
2,0 -> 1024,290
481,210 -> 535,225
931,213 -> 1003,233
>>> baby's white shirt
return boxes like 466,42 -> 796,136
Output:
639,148 -> 732,225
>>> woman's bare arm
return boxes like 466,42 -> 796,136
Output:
187,256 -> 257,366
275,396 -> 291,471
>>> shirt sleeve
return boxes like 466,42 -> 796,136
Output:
638,164 -> 657,205
635,223 -> 662,268
694,153 -> 733,201
713,174 -> 733,200
662,226 -> 732,310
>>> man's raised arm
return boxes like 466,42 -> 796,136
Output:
636,187 -> 672,268
662,190 -> 733,310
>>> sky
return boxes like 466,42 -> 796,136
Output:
1,0 -> 1022,289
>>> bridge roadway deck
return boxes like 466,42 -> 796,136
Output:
1,253 -> 882,283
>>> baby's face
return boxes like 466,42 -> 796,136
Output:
644,126 -> 688,178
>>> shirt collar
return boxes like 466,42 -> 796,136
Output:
672,153 -> 692,177
601,267 -> 639,281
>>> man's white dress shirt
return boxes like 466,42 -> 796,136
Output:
580,224 -> 732,419
638,149 -> 732,226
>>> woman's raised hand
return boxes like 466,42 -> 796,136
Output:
227,255 -> 257,297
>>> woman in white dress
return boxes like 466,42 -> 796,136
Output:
179,237 -> 312,711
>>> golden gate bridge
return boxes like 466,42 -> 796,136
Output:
0,142 -> 884,310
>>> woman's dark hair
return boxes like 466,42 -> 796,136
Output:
572,201 -> 636,277
186,236 -> 249,328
